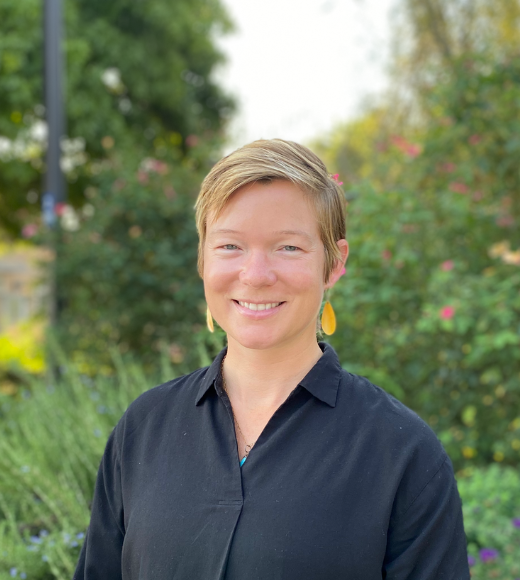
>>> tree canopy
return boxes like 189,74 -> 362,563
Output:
0,0 -> 234,235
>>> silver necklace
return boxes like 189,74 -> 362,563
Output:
221,358 -> 256,461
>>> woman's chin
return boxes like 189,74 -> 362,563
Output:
227,327 -> 287,352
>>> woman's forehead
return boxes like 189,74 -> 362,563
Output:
207,180 -> 319,234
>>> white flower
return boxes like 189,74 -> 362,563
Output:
101,67 -> 124,92
0,136 -> 12,159
60,205 -> 80,231
119,98 -> 132,113
29,120 -> 48,142
82,203 -> 95,218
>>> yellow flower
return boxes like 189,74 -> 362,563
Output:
488,240 -> 510,258
493,451 -> 505,462
502,250 -> 520,266
462,446 -> 476,459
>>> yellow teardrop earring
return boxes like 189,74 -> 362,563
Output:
206,306 -> 214,333
321,300 -> 336,335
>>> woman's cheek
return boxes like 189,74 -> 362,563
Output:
282,260 -> 321,289
204,258 -> 239,291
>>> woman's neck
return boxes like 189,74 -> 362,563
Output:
222,335 -> 323,412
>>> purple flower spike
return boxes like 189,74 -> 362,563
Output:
479,548 -> 499,563
467,555 -> 476,567
512,517 -> 520,529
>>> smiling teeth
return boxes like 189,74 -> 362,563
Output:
238,301 -> 281,311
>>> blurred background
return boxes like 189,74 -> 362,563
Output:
0,0 -> 519,577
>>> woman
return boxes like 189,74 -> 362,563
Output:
74,139 -> 470,579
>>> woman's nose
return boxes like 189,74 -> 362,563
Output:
239,251 -> 277,287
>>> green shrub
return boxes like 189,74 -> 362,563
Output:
51,145 -> 223,372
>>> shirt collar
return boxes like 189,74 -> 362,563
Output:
195,342 -> 342,408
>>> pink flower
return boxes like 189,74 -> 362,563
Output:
391,136 -> 422,158
468,134 -> 481,145
112,179 -> 126,191
153,160 -> 168,174
449,182 -> 469,194
137,170 -> 149,184
185,134 -> 199,147
440,306 -> 455,320
440,162 -> 456,173
496,215 -> 515,228
382,249 -> 392,261
140,158 -> 169,175
55,202 -> 66,216
163,185 -> 176,199
405,143 -> 422,158
331,174 -> 344,186
22,223 -> 38,238
441,260 -> 454,271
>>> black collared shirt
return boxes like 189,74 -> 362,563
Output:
74,343 -> 470,579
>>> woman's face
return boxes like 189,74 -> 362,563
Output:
203,180 -> 348,352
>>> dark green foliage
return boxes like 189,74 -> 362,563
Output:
0,0 -> 234,235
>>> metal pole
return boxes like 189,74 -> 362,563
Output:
43,0 -> 66,227
43,0 -> 66,337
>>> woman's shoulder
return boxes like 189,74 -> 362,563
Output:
338,368 -> 447,460
114,365 -> 210,438
338,370 -> 451,512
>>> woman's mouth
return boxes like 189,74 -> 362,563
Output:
236,301 -> 284,312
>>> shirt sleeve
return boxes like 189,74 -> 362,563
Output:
383,455 -> 470,580
73,428 -> 125,580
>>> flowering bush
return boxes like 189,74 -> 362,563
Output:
327,53 -> 520,469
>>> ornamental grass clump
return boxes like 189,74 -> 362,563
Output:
0,346 -> 175,579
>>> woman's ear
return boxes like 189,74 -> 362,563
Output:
325,239 -> 349,289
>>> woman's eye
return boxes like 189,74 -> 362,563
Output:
283,245 -> 299,252
223,244 -> 239,250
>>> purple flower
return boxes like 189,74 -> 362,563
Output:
479,548 -> 499,563
468,555 -> 476,567
513,517 -> 520,529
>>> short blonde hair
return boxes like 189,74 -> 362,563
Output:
195,139 -> 346,282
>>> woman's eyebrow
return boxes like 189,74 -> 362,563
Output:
275,230 -> 314,242
208,228 -> 314,242
208,228 -> 241,237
